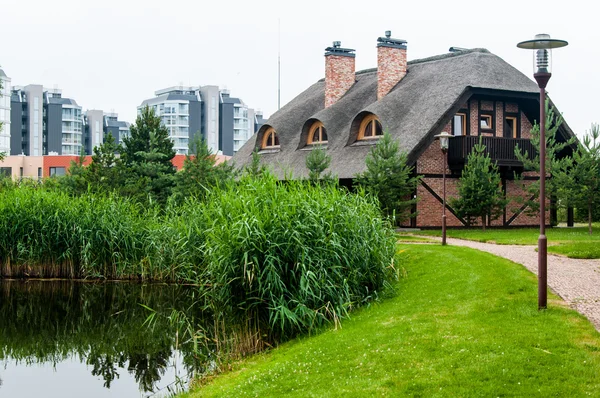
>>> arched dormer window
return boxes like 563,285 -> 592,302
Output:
307,121 -> 328,145
358,114 -> 383,140
261,127 -> 280,149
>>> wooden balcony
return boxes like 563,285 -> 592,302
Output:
448,136 -> 536,168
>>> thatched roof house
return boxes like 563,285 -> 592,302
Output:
233,33 -> 575,227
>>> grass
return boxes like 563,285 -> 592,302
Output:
546,242 -> 600,259
395,234 -> 436,243
181,244 -> 600,397
416,226 -> 600,258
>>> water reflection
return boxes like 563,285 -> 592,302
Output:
0,280 -> 204,397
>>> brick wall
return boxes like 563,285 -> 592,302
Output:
521,113 -> 533,139
495,101 -> 503,137
414,138 -> 546,228
470,99 -> 478,134
325,55 -> 355,108
377,46 -> 407,100
43,156 -> 92,177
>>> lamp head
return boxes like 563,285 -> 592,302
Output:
517,34 -> 568,74
434,131 -> 453,152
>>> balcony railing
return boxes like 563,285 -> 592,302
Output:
448,136 -> 536,167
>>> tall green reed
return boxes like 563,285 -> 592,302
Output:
199,174 -> 398,343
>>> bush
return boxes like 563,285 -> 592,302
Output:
200,174 -> 398,342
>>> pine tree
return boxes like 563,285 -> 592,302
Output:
86,133 -> 124,194
554,123 -> 600,234
59,151 -> 89,195
305,144 -> 332,181
451,137 -> 507,230
514,98 -> 576,218
244,149 -> 268,178
172,134 -> 236,202
122,106 -> 176,204
356,132 -> 420,224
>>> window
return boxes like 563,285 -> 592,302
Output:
307,121 -> 328,144
358,114 -> 383,140
38,167 -> 42,180
261,127 -> 280,149
0,167 -> 11,177
480,115 -> 492,130
453,113 -> 467,136
50,167 -> 66,177
504,116 -> 518,138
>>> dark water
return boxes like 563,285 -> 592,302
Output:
0,280 -> 206,397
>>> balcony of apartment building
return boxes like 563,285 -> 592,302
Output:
448,136 -> 536,170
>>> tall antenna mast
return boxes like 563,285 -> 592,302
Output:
278,18 -> 281,110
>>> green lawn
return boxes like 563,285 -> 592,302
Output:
416,227 -> 600,259
395,234 -> 436,243
181,245 -> 600,397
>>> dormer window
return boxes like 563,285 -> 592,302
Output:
307,121 -> 328,144
261,127 -> 279,149
358,114 -> 383,140
480,115 -> 492,130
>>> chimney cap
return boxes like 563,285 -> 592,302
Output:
377,31 -> 407,49
449,46 -> 469,53
325,41 -> 356,58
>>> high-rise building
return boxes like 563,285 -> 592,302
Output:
7,83 -> 129,156
103,112 -> 130,145
0,69 -> 11,154
138,86 -> 259,156
83,110 -> 130,153
10,85 -> 83,156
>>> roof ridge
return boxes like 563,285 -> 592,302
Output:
407,48 -> 490,65
318,48 -> 491,82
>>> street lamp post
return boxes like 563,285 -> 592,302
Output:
434,132 -> 453,246
517,34 -> 568,310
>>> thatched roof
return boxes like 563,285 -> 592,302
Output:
232,49 -> 567,179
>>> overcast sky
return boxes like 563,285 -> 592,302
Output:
1,0 -> 597,138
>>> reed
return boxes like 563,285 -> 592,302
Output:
0,174 -> 398,345
199,174 -> 398,343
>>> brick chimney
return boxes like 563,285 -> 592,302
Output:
377,31 -> 407,100
325,41 -> 356,108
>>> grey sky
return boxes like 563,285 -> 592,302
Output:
1,0 -> 597,138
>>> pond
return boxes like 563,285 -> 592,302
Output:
0,280 -> 206,397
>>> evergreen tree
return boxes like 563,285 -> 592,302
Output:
244,149 -> 267,178
356,132 -> 420,224
59,151 -> 89,195
305,144 -> 332,181
554,123 -> 600,234
451,137 -> 508,230
172,134 -> 236,202
122,106 -> 176,204
514,99 -> 576,218
86,133 -> 124,194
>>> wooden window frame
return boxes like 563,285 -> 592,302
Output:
358,114 -> 383,140
307,121 -> 328,145
505,116 -> 518,138
261,127 -> 280,149
453,113 -> 467,136
480,114 -> 493,130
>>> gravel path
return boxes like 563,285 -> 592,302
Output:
434,237 -> 600,331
